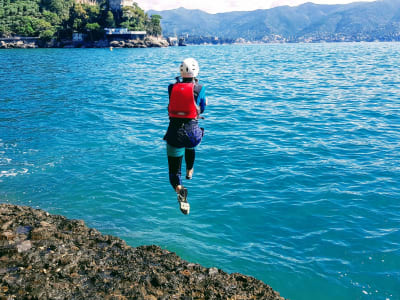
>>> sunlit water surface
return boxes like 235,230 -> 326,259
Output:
1,43 -> 399,300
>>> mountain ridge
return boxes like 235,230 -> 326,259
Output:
148,0 -> 400,43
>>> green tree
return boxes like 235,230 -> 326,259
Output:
85,22 -> 101,41
104,10 -> 115,27
120,6 -> 146,31
42,10 -> 60,26
14,16 -> 35,36
39,28 -> 55,41
0,0 -> 162,41
147,14 -> 162,36
69,3 -> 88,32
86,5 -> 100,23
40,0 -> 73,20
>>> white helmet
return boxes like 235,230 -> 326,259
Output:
180,58 -> 199,78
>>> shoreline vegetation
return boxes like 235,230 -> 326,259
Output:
0,0 -> 164,48
0,203 -> 284,299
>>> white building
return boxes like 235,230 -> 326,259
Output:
104,28 -> 146,40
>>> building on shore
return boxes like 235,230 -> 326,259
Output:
72,33 -> 86,43
104,28 -> 146,41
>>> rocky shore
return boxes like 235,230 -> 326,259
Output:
0,39 -> 38,49
109,37 -> 170,48
0,36 -> 170,49
0,204 -> 284,299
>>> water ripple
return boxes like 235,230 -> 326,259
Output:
1,44 -> 400,300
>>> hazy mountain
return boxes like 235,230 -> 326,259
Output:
148,0 -> 400,42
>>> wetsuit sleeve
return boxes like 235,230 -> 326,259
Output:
168,84 -> 174,99
197,86 -> 207,114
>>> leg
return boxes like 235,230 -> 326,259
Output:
185,148 -> 195,179
167,143 -> 190,214
168,155 -> 183,190
167,144 -> 185,191
168,155 -> 190,214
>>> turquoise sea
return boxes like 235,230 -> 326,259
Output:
1,43 -> 399,299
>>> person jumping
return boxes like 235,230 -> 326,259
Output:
163,58 -> 207,215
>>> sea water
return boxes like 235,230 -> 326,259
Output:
1,43 -> 399,300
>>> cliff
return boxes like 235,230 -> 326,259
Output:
0,204 -> 284,299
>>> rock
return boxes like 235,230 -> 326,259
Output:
144,36 -> 169,48
109,40 -> 121,47
39,221 -> 52,227
31,227 -> 51,240
0,204 -> 285,299
0,39 -> 39,49
17,240 -> 32,253
1,221 -> 12,231
25,42 -> 37,48
208,267 -> 219,276
0,231 -> 14,241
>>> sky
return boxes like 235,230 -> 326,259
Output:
139,0 -> 377,13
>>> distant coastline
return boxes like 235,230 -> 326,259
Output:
1,37 -> 399,49
183,35 -> 400,45
2,0 -> 399,49
150,0 -> 400,45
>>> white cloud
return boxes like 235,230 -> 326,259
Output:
138,0 -> 376,13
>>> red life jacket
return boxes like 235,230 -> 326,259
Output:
168,83 -> 198,119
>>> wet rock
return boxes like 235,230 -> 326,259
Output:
0,204 -> 285,299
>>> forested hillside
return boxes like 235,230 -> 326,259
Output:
0,0 -> 161,40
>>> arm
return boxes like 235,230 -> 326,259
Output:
197,86 -> 207,114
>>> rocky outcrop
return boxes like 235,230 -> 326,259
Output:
0,204 -> 284,299
110,37 -> 169,48
0,40 -> 38,49
144,36 -> 169,48
0,37 -> 169,49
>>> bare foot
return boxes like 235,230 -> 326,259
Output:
186,168 -> 194,180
